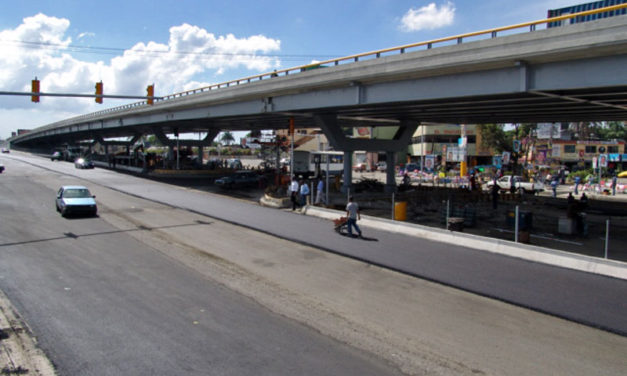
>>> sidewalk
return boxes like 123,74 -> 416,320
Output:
302,205 -> 627,281
0,290 -> 55,376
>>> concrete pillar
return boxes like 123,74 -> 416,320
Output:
342,151 -> 353,193
385,151 -> 397,193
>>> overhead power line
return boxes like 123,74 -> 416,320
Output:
0,39 -> 337,62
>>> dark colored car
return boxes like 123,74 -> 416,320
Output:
401,163 -> 420,174
1,148 -> 9,153
74,157 -> 95,169
215,171 -> 260,189
55,185 -> 98,217
0,163 -> 4,173
51,151 -> 63,161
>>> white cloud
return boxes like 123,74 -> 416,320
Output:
0,14 -> 282,139
400,2 -> 456,32
77,32 -> 95,39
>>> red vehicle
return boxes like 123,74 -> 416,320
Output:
353,163 -> 367,172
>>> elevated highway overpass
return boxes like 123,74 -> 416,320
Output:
9,6 -> 627,189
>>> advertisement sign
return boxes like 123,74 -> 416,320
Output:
536,150 -> 547,163
424,155 -> 435,171
502,151 -> 511,165
445,146 -> 465,162
599,154 -> 608,168
492,155 -> 503,168
513,140 -> 521,153
536,123 -> 560,139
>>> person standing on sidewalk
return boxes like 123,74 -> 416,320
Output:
612,174 -> 617,196
289,177 -> 300,211
345,196 -> 362,237
574,175 -> 581,195
315,178 -> 324,205
299,179 -> 310,207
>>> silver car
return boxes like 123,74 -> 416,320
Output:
55,186 -> 98,217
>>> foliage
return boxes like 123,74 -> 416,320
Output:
206,146 -> 253,156
220,131 -> 235,145
568,168 -> 594,182
593,122 -> 626,141
477,124 -> 509,153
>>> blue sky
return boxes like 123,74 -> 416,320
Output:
0,0 -> 578,139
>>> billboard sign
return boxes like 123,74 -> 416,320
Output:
502,151 -> 511,164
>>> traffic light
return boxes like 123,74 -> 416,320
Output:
31,78 -> 40,103
146,84 -> 154,105
95,81 -> 103,104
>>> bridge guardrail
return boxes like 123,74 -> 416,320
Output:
18,3 -> 627,136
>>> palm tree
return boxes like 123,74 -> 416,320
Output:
220,131 -> 235,145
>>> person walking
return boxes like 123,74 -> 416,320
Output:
551,178 -> 558,198
289,177 -> 299,211
491,176 -> 500,210
299,179 -> 310,207
574,175 -> 581,195
315,178 -> 324,205
345,196 -> 362,237
612,174 -> 617,196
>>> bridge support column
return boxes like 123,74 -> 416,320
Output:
385,151 -> 397,193
154,128 -> 219,167
95,134 -> 142,167
343,151 -> 353,194
314,115 -> 417,194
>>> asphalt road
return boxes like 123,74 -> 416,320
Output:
5,153 -> 627,336
0,157 -> 403,375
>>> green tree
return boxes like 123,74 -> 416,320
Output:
594,121 -> 626,141
220,131 -> 235,145
477,124 -> 509,153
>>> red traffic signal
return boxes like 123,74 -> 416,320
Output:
31,78 -> 40,103
95,81 -> 103,104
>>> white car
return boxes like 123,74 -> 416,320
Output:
55,185 -> 98,217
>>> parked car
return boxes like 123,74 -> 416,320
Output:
74,157 -> 95,169
353,162 -> 367,172
226,158 -> 243,169
51,151 -> 63,161
400,163 -> 420,174
486,175 -> 544,194
1,148 -> 9,153
215,171 -> 260,189
0,162 -> 4,173
377,162 -> 387,172
55,186 -> 98,217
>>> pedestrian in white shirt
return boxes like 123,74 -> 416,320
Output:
289,177 -> 300,211
345,196 -> 362,237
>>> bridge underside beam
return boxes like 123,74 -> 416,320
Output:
153,128 -> 220,147
315,114 -> 417,193
94,134 -> 142,147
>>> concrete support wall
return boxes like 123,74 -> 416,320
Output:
315,115 -> 417,193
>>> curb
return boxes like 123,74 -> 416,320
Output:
303,206 -> 627,281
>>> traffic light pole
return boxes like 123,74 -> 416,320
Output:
0,91 -> 161,101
